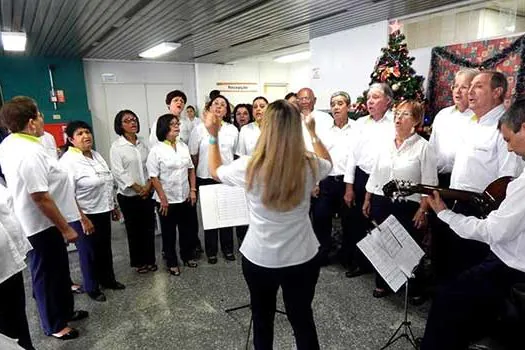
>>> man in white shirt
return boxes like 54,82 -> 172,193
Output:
421,97 -> 525,350
297,88 -> 333,150
342,83 -> 395,277
434,71 -> 524,282
429,68 -> 477,188
149,90 -> 187,147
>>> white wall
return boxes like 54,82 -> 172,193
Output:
310,21 -> 389,109
411,47 -> 433,92
83,60 -> 196,160
195,61 -> 310,109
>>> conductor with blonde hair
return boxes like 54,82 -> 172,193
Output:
205,100 -> 332,350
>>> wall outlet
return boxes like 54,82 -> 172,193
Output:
52,114 -> 61,120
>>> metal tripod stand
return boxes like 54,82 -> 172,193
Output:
380,279 -> 418,349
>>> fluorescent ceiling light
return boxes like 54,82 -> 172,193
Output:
274,51 -> 311,63
139,42 -> 181,58
1,32 -> 27,52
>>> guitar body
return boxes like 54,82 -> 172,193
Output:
382,176 -> 513,218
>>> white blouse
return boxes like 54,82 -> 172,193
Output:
0,133 -> 80,237
59,147 -> 115,214
147,141 -> 194,204
365,133 -> 438,203
318,121 -> 355,176
217,155 -> 332,268
236,122 -> 260,156
110,136 -> 149,197
0,184 -> 32,284
189,123 -> 238,179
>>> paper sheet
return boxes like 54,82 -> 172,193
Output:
357,215 -> 425,292
199,184 -> 249,230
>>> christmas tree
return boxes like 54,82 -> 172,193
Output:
353,20 -> 425,117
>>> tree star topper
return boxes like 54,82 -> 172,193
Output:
389,20 -> 403,33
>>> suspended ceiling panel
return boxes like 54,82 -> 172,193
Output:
0,0 -> 469,63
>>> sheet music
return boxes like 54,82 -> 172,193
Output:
357,215 -> 425,292
357,230 -> 407,292
199,184 -> 249,230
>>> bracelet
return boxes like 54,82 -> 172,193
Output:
190,188 -> 197,192
209,135 -> 217,145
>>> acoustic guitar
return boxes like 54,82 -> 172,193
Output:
382,176 -> 513,218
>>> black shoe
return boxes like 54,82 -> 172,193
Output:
208,256 -> 218,264
88,290 -> 107,302
224,253 -> 236,261
372,288 -> 391,298
345,267 -> 366,278
102,281 -> 126,290
50,328 -> 79,340
183,260 -> 198,268
69,310 -> 89,321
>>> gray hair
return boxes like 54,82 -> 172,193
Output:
455,68 -> 478,82
330,91 -> 351,106
498,95 -> 525,132
369,83 -> 394,103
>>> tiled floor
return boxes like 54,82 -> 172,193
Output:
25,222 -> 429,350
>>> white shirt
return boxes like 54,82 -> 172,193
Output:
438,168 -> 525,273
450,104 -> 524,192
236,122 -> 260,156
40,131 -> 58,160
318,121 -> 355,176
344,111 -> 395,183
59,148 -> 115,214
0,184 -> 32,284
0,134 -> 80,237
180,117 -> 201,144
110,136 -> 149,197
189,123 -> 239,179
366,133 -> 438,203
217,155 -> 332,268
429,105 -> 474,174
302,110 -> 334,152
147,141 -> 194,204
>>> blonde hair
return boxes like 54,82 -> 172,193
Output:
246,100 -> 317,211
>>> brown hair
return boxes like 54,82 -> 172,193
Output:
394,100 -> 424,127
0,96 -> 39,132
246,100 -> 317,211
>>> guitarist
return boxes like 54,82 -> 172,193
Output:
421,97 -> 525,350
434,71 -> 523,282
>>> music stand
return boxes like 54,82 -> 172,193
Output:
380,275 -> 418,350
225,302 -> 286,350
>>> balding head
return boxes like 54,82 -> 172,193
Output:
297,87 -> 316,113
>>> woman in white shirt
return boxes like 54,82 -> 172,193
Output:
233,103 -> 253,131
0,184 -> 33,349
205,99 -> 332,350
0,97 -> 87,340
147,114 -> 198,276
60,121 -> 125,302
363,100 -> 438,299
110,110 -> 157,274
189,94 -> 239,264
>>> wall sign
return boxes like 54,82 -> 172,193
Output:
216,82 -> 258,92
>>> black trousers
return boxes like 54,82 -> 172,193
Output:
236,225 -> 248,245
27,226 -> 73,335
156,201 -> 195,267
370,195 -> 424,293
431,201 -> 489,283
117,194 -> 156,267
86,212 -> 118,286
242,256 -> 321,350
342,167 -> 372,269
312,175 -> 350,261
421,252 -> 525,350
197,177 -> 234,257
188,201 -> 202,251
0,272 -> 34,350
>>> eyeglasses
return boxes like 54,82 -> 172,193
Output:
394,111 -> 413,118
122,118 -> 138,124
451,85 -> 470,91
170,121 -> 181,127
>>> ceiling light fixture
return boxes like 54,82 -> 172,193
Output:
274,51 -> 311,63
139,42 -> 181,58
1,32 -> 27,52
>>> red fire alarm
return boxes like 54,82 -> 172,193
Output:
56,90 -> 65,103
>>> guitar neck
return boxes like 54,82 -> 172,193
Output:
411,185 -> 479,202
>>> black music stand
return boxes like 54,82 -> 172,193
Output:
225,303 -> 286,350
380,276 -> 419,350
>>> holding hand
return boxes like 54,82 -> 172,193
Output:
159,196 -> 169,216
81,215 -> 95,235
188,191 -> 197,206
427,191 -> 447,214
63,226 -> 79,243
412,208 -> 427,229
111,208 -> 121,221
344,187 -> 355,207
